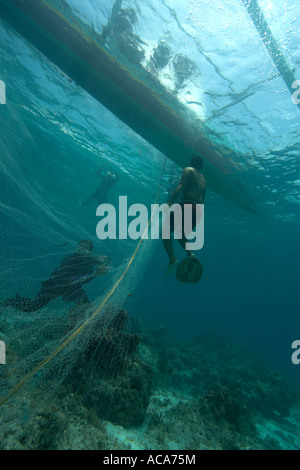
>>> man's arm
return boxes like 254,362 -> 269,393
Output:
167,168 -> 189,206
70,255 -> 111,286
70,266 -> 110,286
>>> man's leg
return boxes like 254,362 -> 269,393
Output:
162,210 -> 179,275
178,202 -> 201,256
2,283 -> 55,313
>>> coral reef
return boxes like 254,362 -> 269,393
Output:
141,328 -> 296,421
201,382 -> 246,425
0,321 -> 299,450
84,359 -> 152,427
85,305 -> 142,376
138,327 -> 298,449
73,306 -> 153,427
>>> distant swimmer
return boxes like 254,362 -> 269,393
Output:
1,240 -> 111,313
162,155 -> 206,283
80,168 -> 119,206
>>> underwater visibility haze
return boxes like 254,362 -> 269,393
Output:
0,0 -> 299,451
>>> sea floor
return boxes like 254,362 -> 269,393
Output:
2,384 -> 298,450
102,389 -> 300,451
0,324 -> 299,450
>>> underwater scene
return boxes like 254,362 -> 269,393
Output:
0,0 -> 299,452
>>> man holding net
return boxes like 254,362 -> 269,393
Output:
1,240 -> 111,313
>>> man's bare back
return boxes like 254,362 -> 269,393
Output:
180,167 -> 206,204
168,162 -> 206,207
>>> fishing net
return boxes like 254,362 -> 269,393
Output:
1,0 -> 299,451
0,99 -> 161,449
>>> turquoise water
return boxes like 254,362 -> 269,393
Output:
0,0 -> 299,451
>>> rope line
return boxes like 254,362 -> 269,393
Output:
0,157 -> 167,406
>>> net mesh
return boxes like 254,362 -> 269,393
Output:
0,101 -> 159,449
1,0 -> 299,451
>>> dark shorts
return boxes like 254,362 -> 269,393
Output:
169,200 -> 202,236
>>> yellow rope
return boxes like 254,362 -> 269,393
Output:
0,157 -> 167,406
